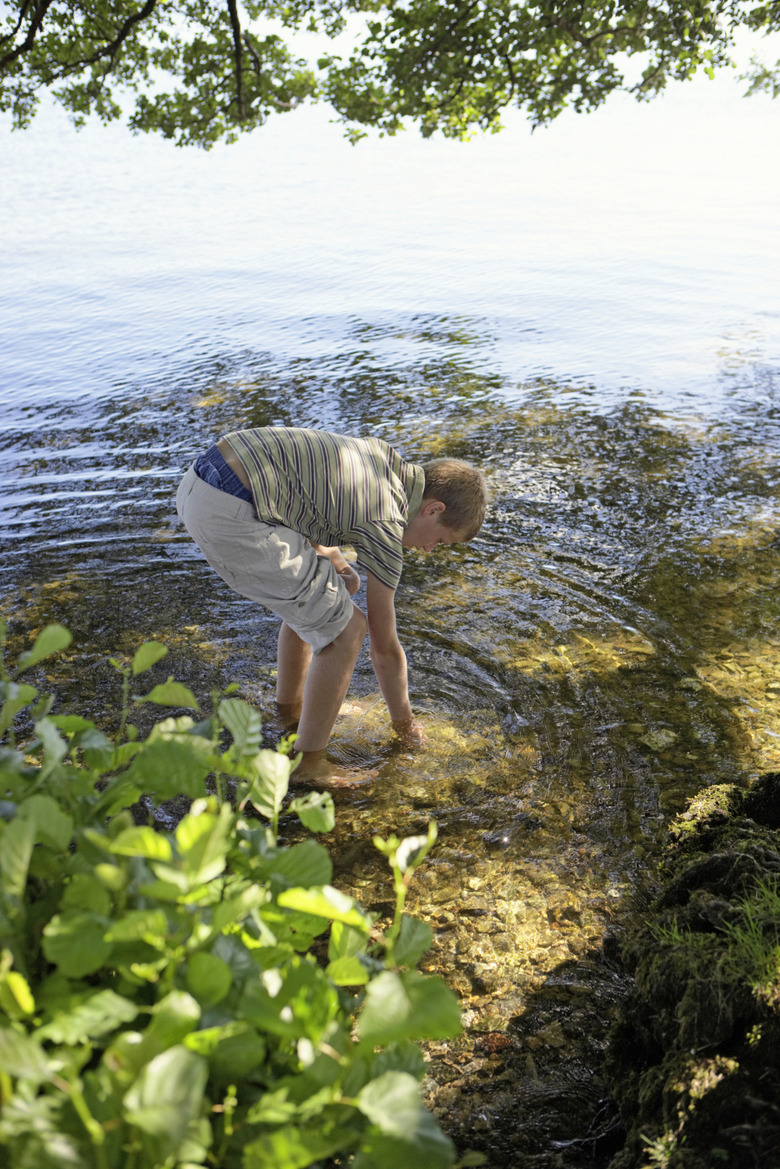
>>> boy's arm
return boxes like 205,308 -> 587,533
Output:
366,572 -> 426,747
311,543 -> 360,595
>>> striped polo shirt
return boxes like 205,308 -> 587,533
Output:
222,427 -> 425,590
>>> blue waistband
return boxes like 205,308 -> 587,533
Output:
193,444 -> 254,503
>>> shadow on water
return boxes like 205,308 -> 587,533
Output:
2,333 -> 780,1165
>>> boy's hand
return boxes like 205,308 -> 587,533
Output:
336,563 -> 361,596
391,717 -> 428,749
313,544 -> 361,596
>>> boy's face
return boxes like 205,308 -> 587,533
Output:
402,500 -> 466,553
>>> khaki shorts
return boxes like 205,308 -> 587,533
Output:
175,466 -> 354,654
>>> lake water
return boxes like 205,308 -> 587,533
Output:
2,58 -> 780,1165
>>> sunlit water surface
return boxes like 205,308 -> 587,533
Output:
1,61 -> 780,1164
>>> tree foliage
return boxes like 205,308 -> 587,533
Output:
1,0 -> 779,146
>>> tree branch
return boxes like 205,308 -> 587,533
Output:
103,0 -> 159,67
630,51 -> 672,96
227,0 -> 246,120
503,51 -> 517,104
434,49 -> 476,114
243,29 -> 263,78
0,0 -> 54,70
1,0 -> 159,78
0,0 -> 35,48
415,2 -> 482,73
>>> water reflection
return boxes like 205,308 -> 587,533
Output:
2,340 -> 779,1165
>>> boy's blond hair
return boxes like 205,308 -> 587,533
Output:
421,458 -> 488,540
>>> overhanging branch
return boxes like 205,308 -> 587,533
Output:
227,0 -> 246,120
1,0 -> 160,77
0,0 -> 36,49
0,0 -> 54,69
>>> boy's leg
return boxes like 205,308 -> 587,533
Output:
175,480 -> 368,780
293,606 -> 368,780
275,622 -> 312,726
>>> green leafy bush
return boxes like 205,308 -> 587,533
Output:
0,623 -> 462,1169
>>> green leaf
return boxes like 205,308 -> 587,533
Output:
47,714 -> 95,732
105,908 -> 170,946
354,1072 -> 456,1169
277,885 -> 372,931
0,747 -> 25,787
242,1121 -> 357,1169
41,912 -> 112,977
326,955 -> 369,985
392,915 -> 433,968
79,729 -> 115,768
246,749 -> 294,823
289,790 -> 336,833
138,680 -> 199,709
124,735 -> 213,799
0,682 -> 38,736
137,875 -> 190,901
355,1108 -> 454,1167
16,624 -> 72,672
132,641 -> 169,675
268,839 -> 333,888
0,817 -> 35,910
219,697 -> 262,758
211,885 -> 269,932
37,988 -> 138,1043
32,717 -> 69,778
394,826 -> 437,873
110,741 -> 143,769
241,959 -> 338,1041
0,1026 -> 51,1084
124,1045 -> 208,1154
371,1040 -> 427,1081
109,826 -> 173,861
356,1069 -> 429,1134
357,971 -> 462,1048
147,715 -> 199,738
47,716 -> 114,768
244,1086 -> 299,1125
61,872 -> 112,915
17,795 -> 73,851
328,919 -> 368,962
259,903 -> 329,950
186,953 -> 232,1006
0,971 -> 35,1018
175,804 -> 232,882
185,1023 -> 266,1083
93,862 -> 128,893
132,991 -> 202,1070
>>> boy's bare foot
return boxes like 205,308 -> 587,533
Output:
291,749 -> 379,790
292,766 -> 379,790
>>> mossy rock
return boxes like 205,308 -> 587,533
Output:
604,773 -> 780,1168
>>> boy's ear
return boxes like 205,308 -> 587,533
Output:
425,499 -> 446,517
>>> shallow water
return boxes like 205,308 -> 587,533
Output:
2,71 -> 780,1164
5,367 -> 780,1159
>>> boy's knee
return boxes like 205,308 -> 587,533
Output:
351,606 -> 369,641
317,605 -> 366,657
340,606 -> 367,649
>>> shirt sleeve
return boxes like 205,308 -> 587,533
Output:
353,522 -> 404,590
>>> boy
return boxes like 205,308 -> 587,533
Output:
176,426 -> 487,786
